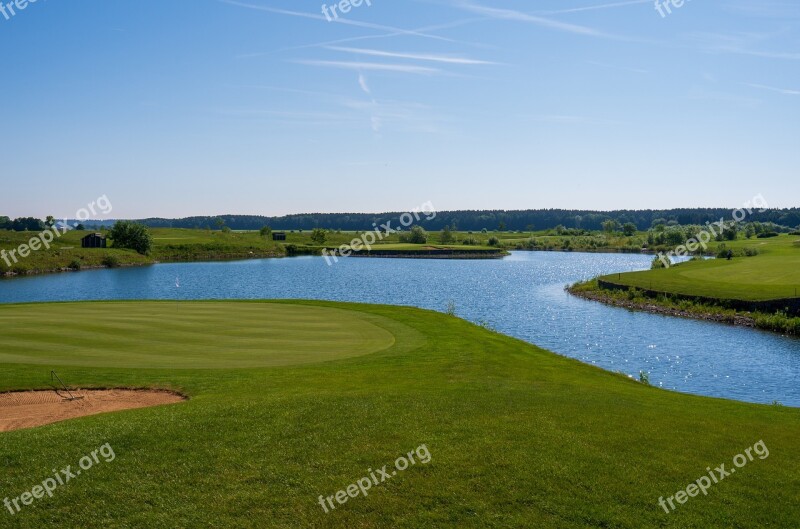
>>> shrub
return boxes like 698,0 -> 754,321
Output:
487,236 -> 500,246
716,245 -> 734,260
310,228 -> 327,245
742,247 -> 760,257
102,255 -> 120,268
399,226 -> 428,244
68,259 -> 82,270
109,221 -> 153,255
440,226 -> 455,244
757,232 -> 779,239
754,311 -> 800,335
461,236 -> 479,245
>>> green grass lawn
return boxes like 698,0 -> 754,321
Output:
0,303 -> 396,369
1,300 -> 797,528
601,234 -> 800,301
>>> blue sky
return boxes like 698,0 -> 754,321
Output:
1,0 -> 798,219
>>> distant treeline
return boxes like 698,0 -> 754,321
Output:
135,209 -> 800,232
4,209 -> 800,233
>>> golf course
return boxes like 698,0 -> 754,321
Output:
1,300 -> 797,528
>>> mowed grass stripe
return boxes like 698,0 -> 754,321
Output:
0,302 -> 396,368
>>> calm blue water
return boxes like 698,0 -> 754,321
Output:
1,252 -> 798,406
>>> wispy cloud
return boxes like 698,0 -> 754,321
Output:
293,60 -> 441,75
236,17 -> 489,59
688,31 -> 800,60
327,46 -> 498,65
341,98 -> 448,134
220,0 -> 456,43
358,74 -> 371,95
536,0 -> 651,15
743,83 -> 800,95
450,1 -> 621,39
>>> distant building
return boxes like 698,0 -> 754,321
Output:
81,233 -> 107,248
272,232 -> 287,241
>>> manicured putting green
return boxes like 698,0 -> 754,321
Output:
0,301 -> 396,368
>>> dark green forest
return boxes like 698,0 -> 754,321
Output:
4,208 -> 800,233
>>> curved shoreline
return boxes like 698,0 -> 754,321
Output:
567,281 -> 800,336
567,284 -> 757,328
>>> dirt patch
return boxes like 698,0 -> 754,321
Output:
0,389 -> 186,433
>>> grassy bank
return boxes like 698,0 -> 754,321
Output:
573,234 -> 800,334
0,228 -> 287,277
0,300 -> 798,528
599,234 -> 800,301
569,279 -> 800,335
0,227 -> 647,278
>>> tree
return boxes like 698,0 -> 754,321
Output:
622,222 -> 637,237
45,216 -> 55,227
11,217 -> 45,232
440,225 -> 455,244
310,228 -> 327,244
400,226 -> 428,244
497,221 -> 506,232
109,221 -> 153,255
259,226 -> 272,239
602,220 -> 619,234
0,216 -> 10,230
75,223 -> 86,231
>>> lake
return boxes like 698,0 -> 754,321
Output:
1,251 -> 798,406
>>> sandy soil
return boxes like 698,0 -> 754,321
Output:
0,389 -> 186,432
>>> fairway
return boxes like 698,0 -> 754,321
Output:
0,302 -> 397,369
602,235 -> 800,301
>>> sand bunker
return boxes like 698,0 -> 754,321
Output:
0,389 -> 186,432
